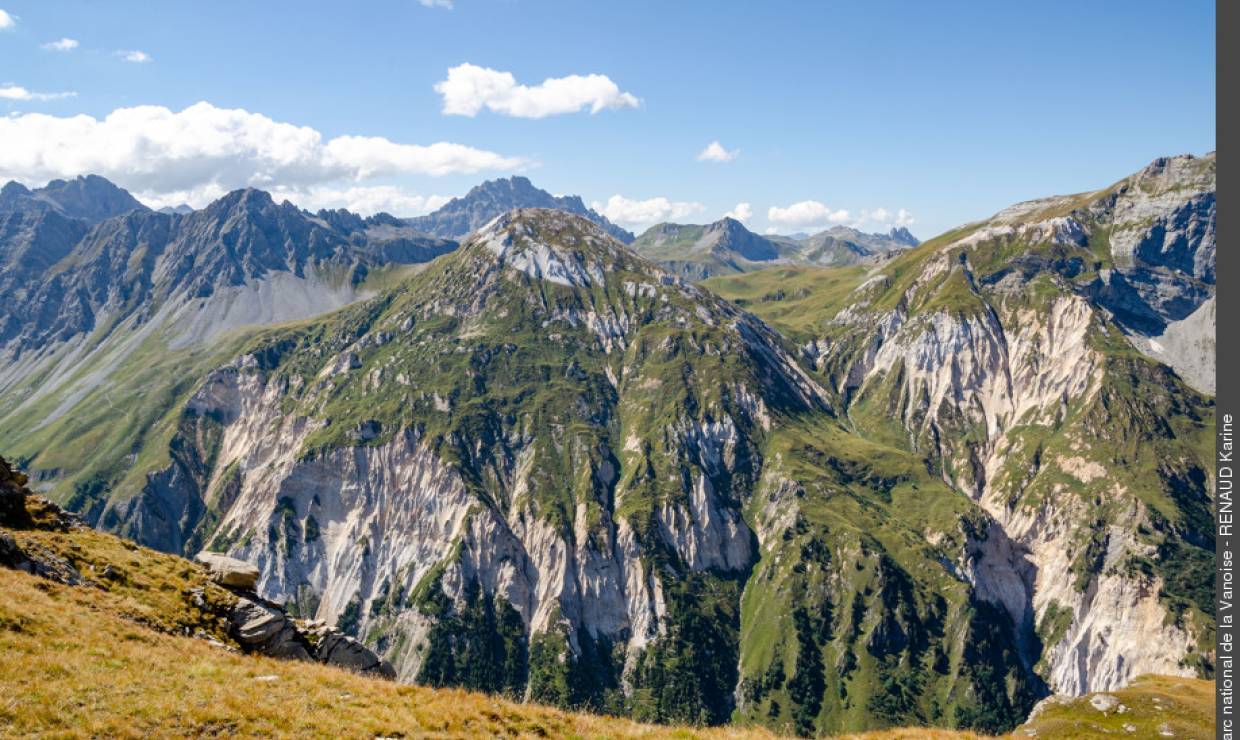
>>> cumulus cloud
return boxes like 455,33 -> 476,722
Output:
697,140 -> 738,163
724,202 -> 752,222
41,37 -> 79,52
0,102 -> 527,208
117,50 -> 152,63
266,185 -> 451,217
435,63 -> 640,119
859,206 -> 915,227
767,200 -> 850,230
0,10 -> 15,30
419,0 -> 453,7
0,85 -> 76,101
591,195 -> 704,227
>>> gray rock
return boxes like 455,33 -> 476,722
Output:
316,632 -> 397,679
194,551 -> 259,589
1090,693 -> 1120,712
228,595 -> 311,661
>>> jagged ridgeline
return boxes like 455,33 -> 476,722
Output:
51,208 -> 1032,733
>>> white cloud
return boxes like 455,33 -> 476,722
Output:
0,85 -> 76,101
724,202 -> 752,222
859,206 -> 915,227
266,185 -> 451,217
767,200 -> 850,230
697,140 -> 738,163
419,0 -> 453,7
0,101 -> 527,208
41,38 -> 79,51
0,10 -> 15,30
591,195 -> 704,227
435,63 -> 640,119
117,50 -> 152,63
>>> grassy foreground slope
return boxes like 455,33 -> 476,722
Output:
0,501 -> 770,739
1015,675 -> 1212,740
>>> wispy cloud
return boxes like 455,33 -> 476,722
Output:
0,10 -> 15,31
435,63 -> 640,119
0,102 -> 528,208
418,0 -> 453,8
697,140 -> 738,163
117,50 -> 152,63
591,195 -> 704,228
0,85 -> 76,101
41,38 -> 79,52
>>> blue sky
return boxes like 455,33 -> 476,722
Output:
0,0 -> 1216,238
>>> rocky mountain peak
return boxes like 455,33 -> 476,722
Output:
1128,151 -> 1215,196
469,207 -> 635,288
208,187 -> 279,215
0,174 -> 147,224
406,176 -> 634,243
887,225 -> 920,246
0,181 -> 32,201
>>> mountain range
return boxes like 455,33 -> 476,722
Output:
0,154 -> 1216,736
630,218 -> 919,280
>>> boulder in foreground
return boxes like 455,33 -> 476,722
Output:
194,551 -> 260,589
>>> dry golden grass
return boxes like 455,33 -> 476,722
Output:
0,562 -> 779,739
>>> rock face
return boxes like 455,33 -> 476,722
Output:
406,176 -> 634,243
0,456 -> 31,528
796,153 -> 1215,698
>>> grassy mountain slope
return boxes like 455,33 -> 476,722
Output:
77,209 -> 1044,734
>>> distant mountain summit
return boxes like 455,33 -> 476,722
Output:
630,217 -> 784,279
406,176 -> 634,243
0,175 -> 148,224
887,225 -> 919,246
